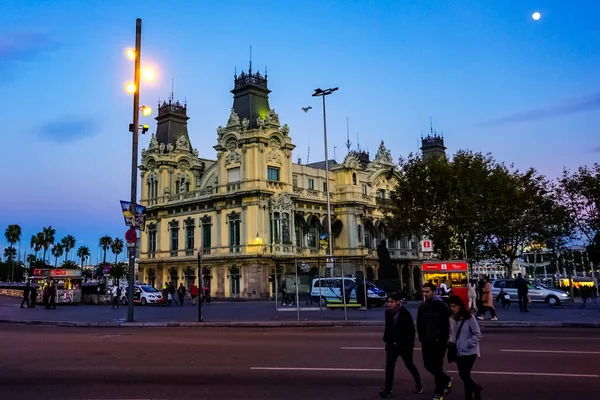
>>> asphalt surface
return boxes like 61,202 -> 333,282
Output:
1,295 -> 599,324
1,325 -> 598,400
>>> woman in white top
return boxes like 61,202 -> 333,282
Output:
467,279 -> 478,312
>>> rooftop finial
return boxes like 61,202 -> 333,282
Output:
249,45 -> 252,75
345,117 -> 352,153
265,65 -> 267,79
234,66 -> 237,79
357,132 -> 361,151
170,78 -> 174,102
429,116 -> 433,134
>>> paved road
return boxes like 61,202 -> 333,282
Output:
1,325 -> 598,399
1,295 -> 599,324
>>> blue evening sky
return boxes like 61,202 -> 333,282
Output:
1,0 -> 599,262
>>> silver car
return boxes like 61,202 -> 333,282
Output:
491,279 -> 571,306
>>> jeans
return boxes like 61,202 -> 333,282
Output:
518,293 -> 528,312
178,295 -> 184,306
21,297 -> 29,308
421,341 -> 450,395
477,305 -> 497,318
456,355 -> 478,400
384,343 -> 421,392
468,297 -> 477,311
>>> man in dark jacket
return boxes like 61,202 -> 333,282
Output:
515,273 -> 529,312
379,292 -> 423,399
21,282 -> 30,308
417,283 -> 452,400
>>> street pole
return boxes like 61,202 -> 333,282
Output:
127,18 -> 142,323
312,88 -> 338,261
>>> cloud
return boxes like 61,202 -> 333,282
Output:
37,118 -> 100,143
0,32 -> 59,65
479,91 -> 600,126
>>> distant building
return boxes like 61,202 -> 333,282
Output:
137,67 -> 425,299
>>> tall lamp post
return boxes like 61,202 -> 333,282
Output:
312,87 -> 338,263
124,18 -> 154,322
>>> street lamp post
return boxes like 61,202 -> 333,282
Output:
197,248 -> 203,322
126,18 -> 142,323
312,87 -> 338,262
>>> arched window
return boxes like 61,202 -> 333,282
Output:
146,172 -> 159,199
270,212 -> 291,245
352,173 -> 357,185
228,212 -> 241,253
175,173 -> 191,193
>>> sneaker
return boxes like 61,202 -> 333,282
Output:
491,316 -> 498,321
476,316 -> 484,320
414,382 -> 424,394
433,394 -> 444,400
379,390 -> 392,398
444,377 -> 453,394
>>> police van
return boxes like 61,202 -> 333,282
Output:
311,277 -> 387,308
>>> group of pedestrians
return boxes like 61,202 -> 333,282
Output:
20,281 -> 57,310
467,275 -> 498,321
381,282 -> 482,400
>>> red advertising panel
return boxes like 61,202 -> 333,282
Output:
422,262 -> 468,272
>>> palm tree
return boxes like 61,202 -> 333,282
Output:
26,254 -> 36,268
51,244 -> 64,268
30,233 -> 43,260
3,247 -> 17,262
76,245 -> 91,269
61,260 -> 78,269
60,235 -> 76,262
41,226 -> 56,262
99,236 -> 113,265
111,238 -> 124,264
4,224 -> 22,281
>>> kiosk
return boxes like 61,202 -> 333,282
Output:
422,261 -> 469,305
29,269 -> 83,303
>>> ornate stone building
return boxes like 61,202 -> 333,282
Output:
138,68 -> 424,299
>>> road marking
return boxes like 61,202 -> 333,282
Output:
448,371 -> 599,378
501,349 -> 600,355
340,347 -> 421,351
251,367 -> 598,378
536,337 -> 600,341
251,367 -> 384,372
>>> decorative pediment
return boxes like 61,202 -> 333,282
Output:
225,138 -> 241,166
342,152 -> 361,169
270,192 -> 294,212
169,219 -> 179,228
184,217 -> 195,226
265,109 -> 280,127
201,214 -> 212,225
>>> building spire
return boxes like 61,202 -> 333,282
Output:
429,116 -> 433,134
170,78 -> 175,102
345,117 -> 352,153
357,132 -> 361,151
249,45 -> 252,75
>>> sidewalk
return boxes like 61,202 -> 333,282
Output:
1,295 -> 599,328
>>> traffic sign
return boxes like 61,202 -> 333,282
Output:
125,227 -> 137,243
421,239 -> 433,252
126,242 -> 136,248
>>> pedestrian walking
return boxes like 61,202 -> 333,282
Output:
515,273 -> 529,313
190,284 -> 198,306
168,282 -> 178,306
417,283 -> 453,400
379,292 -> 423,399
476,275 -> 485,312
21,282 -> 31,308
111,286 -> 119,309
476,277 -> 498,321
48,281 -> 57,309
467,279 -> 477,313
177,283 -> 186,306
448,295 -> 483,400
29,284 -> 37,308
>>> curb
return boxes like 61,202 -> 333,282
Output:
1,319 -> 599,328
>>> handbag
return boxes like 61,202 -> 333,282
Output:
447,319 -> 466,363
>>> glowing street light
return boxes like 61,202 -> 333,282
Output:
126,49 -> 136,60
141,68 -> 155,81
532,11 -> 541,21
125,82 -> 136,94
141,105 -> 152,116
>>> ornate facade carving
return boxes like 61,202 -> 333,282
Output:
241,118 -> 249,132
225,138 -> 241,166
217,125 -> 226,137
176,135 -> 189,152
373,140 -> 394,165
256,116 -> 265,130
265,109 -> 280,126
269,192 -> 294,212
148,134 -> 159,151
342,152 -> 361,169
279,124 -> 290,136
227,108 -> 240,127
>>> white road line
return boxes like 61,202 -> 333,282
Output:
251,367 -> 598,378
535,337 -> 600,340
501,349 -> 600,355
251,367 -> 384,372
340,346 -> 421,351
448,370 -> 599,378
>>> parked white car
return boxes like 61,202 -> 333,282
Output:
491,279 -> 570,306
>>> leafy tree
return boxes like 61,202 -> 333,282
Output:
99,236 -> 113,265
111,238 -> 124,264
60,235 -> 76,262
40,226 -> 56,262
30,233 -> 43,259
110,261 -> 129,284
76,246 -> 91,269
61,260 -> 78,269
3,247 -> 17,262
51,244 -> 64,268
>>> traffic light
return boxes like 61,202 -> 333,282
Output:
141,124 -> 149,134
